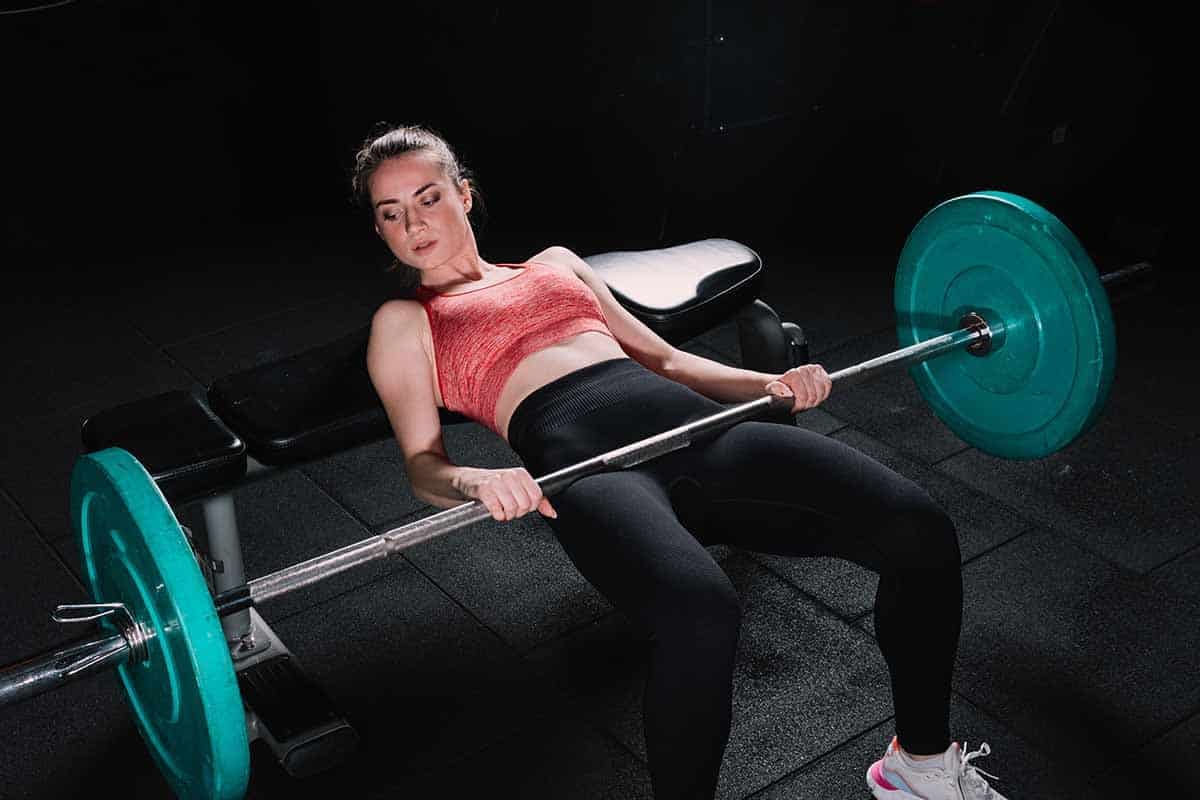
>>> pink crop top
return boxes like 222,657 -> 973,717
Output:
414,260 -> 617,434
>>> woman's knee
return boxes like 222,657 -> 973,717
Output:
885,498 -> 960,572
656,572 -> 743,647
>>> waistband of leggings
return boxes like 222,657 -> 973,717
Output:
507,357 -> 662,454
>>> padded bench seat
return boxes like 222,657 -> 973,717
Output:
588,238 -> 761,343
82,238 -> 780,501
80,389 -> 245,503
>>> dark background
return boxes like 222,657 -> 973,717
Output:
3,0 -> 1177,286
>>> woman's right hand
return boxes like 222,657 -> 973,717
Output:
455,467 -> 558,521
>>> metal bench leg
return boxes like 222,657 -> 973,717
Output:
201,492 -> 259,654
196,490 -> 358,776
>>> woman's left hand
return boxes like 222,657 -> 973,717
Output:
764,364 -> 832,413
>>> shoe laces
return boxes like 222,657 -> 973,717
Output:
957,742 -> 1000,796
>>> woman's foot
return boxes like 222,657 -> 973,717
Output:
865,735 -> 1009,799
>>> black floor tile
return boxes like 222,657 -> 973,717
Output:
0,672 -> 167,800
0,405 -> 110,545
938,410 -> 1200,574
117,235 -> 392,348
687,319 -> 743,365
296,437 -> 424,530
1104,272 -> 1197,440
0,295 -> 196,419
339,719 -> 653,800
255,565 -> 568,784
818,327 -> 972,464
400,511 -> 613,653
0,494 -> 89,663
756,249 -> 898,359
954,529 -> 1200,772
1147,544 -> 1200,605
165,292 -> 379,386
1128,709 -> 1200,797
793,406 -> 848,436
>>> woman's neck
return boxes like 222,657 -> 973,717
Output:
420,251 -> 495,293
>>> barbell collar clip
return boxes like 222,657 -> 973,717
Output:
53,602 -> 151,667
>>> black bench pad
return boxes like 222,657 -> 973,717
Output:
207,328 -> 472,468
80,390 -> 245,503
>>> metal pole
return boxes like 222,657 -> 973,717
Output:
0,633 -> 129,707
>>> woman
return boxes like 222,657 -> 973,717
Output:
358,124 -> 1006,800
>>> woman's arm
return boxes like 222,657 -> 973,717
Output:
367,300 -> 467,506
533,246 -> 830,412
367,301 -> 555,518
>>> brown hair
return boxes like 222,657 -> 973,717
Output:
351,123 -> 483,294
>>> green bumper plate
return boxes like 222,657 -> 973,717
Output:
71,448 -> 249,800
895,191 -> 1116,459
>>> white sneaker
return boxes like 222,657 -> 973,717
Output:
865,735 -> 1009,799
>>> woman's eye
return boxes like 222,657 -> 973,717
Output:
422,193 -> 440,207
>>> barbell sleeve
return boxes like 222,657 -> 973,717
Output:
0,632 -> 130,707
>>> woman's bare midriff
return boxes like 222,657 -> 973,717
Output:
495,331 -> 630,441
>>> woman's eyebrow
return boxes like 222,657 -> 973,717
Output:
374,182 -> 437,209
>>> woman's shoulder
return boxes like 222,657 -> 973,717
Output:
529,245 -> 582,267
527,246 -> 590,281
370,298 -> 428,338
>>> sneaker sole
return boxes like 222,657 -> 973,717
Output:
866,760 -> 925,800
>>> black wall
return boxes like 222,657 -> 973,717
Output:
3,1 -> 1176,278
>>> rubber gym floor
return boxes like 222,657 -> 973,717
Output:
1,222 -> 1195,799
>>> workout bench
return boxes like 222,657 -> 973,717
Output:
76,237 -> 808,780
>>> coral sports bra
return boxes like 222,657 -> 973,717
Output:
414,261 -> 617,433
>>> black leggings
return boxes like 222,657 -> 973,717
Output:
508,359 -> 962,800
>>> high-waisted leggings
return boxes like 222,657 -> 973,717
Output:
507,358 -> 963,800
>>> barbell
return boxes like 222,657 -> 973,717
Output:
0,191 -> 1148,799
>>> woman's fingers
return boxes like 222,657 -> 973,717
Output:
478,468 -> 552,521
767,365 -> 832,412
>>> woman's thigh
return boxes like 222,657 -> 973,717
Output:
655,422 -> 950,570
546,469 -> 740,635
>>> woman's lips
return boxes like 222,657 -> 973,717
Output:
414,240 -> 437,254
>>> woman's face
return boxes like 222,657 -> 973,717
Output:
369,152 -> 473,270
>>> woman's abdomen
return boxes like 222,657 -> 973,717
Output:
495,331 -> 629,440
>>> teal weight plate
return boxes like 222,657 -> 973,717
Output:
894,191 -> 1116,459
71,448 -> 249,800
